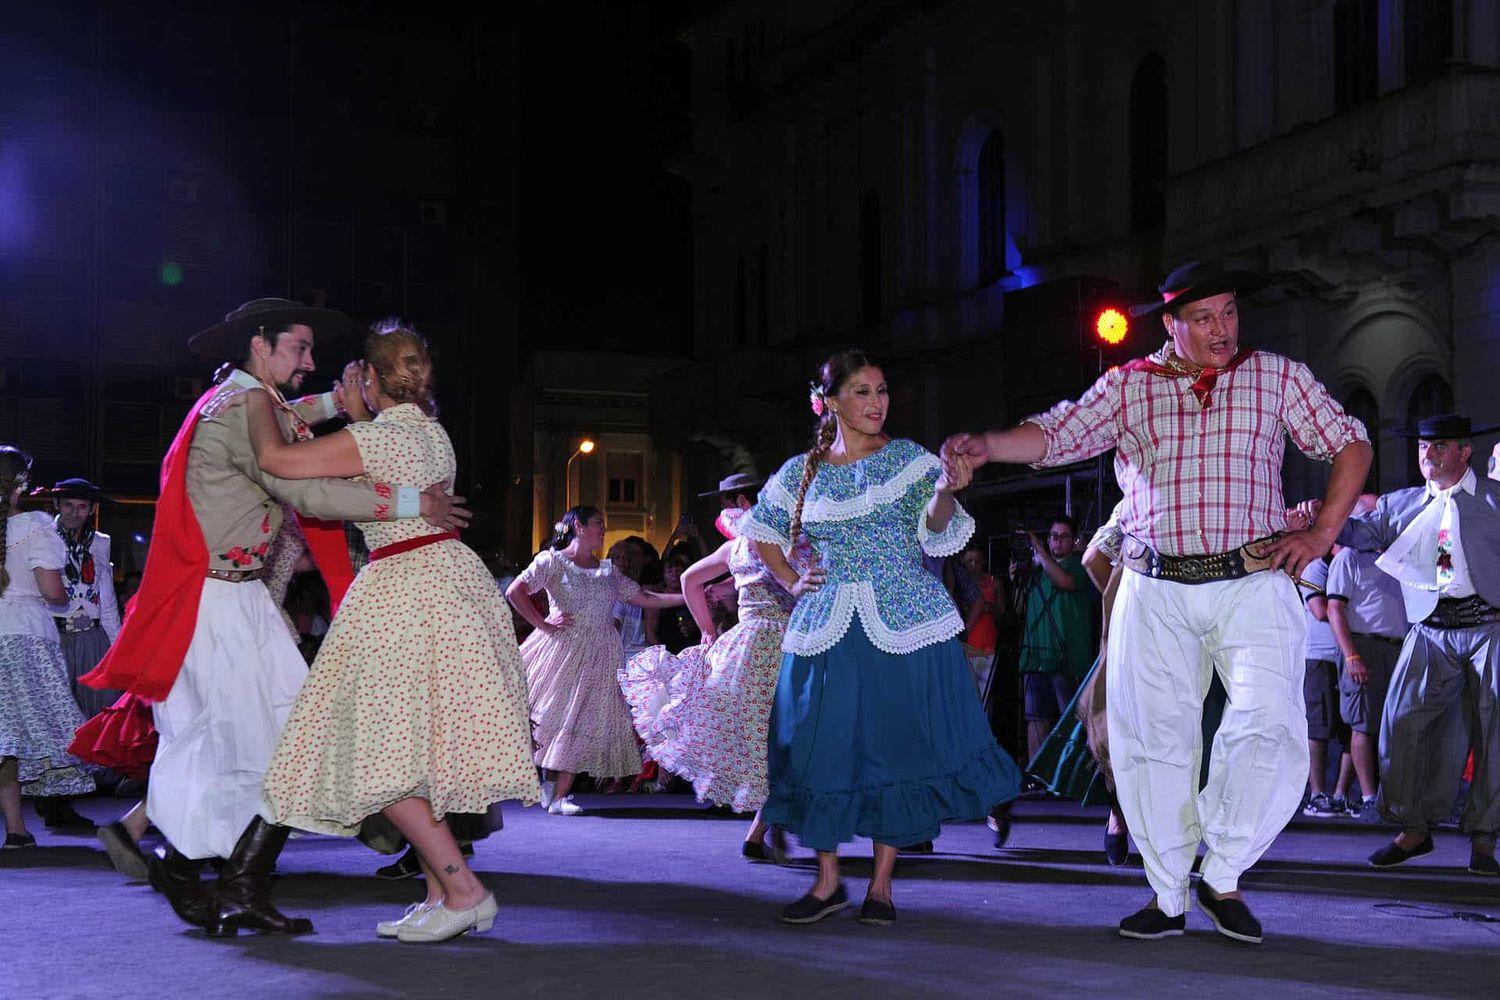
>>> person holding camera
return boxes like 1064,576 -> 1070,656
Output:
1015,516 -> 1093,764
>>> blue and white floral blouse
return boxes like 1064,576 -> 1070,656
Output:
740,437 -> 975,656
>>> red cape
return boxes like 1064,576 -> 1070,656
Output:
84,388 -> 356,700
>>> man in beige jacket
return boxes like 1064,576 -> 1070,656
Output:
86,298 -> 468,938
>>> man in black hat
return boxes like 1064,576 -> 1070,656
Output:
84,297 -> 470,938
1310,414 -> 1500,876
33,479 -> 122,719
944,261 -> 1372,943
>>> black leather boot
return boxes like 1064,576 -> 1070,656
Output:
205,817 -> 314,938
146,846 -> 212,927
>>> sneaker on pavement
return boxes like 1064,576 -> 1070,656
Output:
1302,792 -> 1339,817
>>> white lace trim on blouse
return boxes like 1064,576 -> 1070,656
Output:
782,581 -> 965,657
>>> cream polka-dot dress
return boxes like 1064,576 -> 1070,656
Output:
263,403 -> 539,836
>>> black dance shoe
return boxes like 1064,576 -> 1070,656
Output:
1195,881 -> 1263,944
1368,836 -> 1433,868
98,821 -> 152,881
1117,905 -> 1185,940
3,832 -> 37,849
897,840 -> 933,854
987,803 -> 1013,850
1104,832 -> 1128,867
376,847 -> 423,880
742,840 -> 769,862
857,897 -> 897,926
1467,850 -> 1499,876
777,884 -> 849,925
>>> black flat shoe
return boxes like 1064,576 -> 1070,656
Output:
1195,881 -> 1263,944
897,840 -> 933,855
376,847 -> 422,880
778,884 -> 849,925
987,803 -> 1013,850
857,897 -> 896,926
3,832 -> 37,849
40,801 -> 95,831
1104,832 -> 1128,867
1467,851 -> 1499,875
1117,905 -> 1185,940
742,840 -> 769,862
1368,836 -> 1434,868
98,821 -> 152,881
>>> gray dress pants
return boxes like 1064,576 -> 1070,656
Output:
1378,621 -> 1500,841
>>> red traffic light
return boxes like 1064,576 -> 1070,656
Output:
1095,307 -> 1128,345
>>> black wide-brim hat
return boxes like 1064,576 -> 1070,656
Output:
188,297 -> 350,361
1392,413 -> 1500,439
1129,261 -> 1268,318
697,472 -> 764,497
30,477 -> 113,504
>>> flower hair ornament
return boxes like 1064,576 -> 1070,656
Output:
554,520 -> 567,535
808,382 -> 827,417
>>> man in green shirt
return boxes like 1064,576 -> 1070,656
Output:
1018,516 -> 1094,760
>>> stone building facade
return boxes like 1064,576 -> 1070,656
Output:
668,0 -> 1500,534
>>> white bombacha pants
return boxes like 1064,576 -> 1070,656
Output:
1106,569 -> 1309,917
149,579 -> 308,860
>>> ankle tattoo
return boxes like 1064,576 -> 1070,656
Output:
443,864 -> 459,875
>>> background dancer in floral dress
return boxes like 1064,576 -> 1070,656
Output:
740,350 -> 1021,926
257,319 -> 539,943
621,473 -> 798,859
506,507 -> 685,816
0,445 -> 96,849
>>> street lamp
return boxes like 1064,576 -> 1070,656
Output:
564,437 -> 596,511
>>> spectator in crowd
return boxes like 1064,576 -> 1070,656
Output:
646,548 -> 701,655
959,546 -> 1003,697
1017,516 -> 1094,762
1299,553 -> 1356,816
1325,493 -> 1408,817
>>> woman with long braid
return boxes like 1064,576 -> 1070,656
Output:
740,350 -> 1021,925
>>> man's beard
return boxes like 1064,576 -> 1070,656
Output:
277,372 -> 311,397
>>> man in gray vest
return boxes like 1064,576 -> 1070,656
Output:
1317,414 -> 1500,875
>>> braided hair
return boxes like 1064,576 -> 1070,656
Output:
549,505 -> 601,550
0,445 -> 35,597
364,318 -> 438,416
789,349 -> 875,544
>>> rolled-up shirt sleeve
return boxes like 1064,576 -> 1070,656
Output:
1024,368 -> 1124,468
1281,359 -> 1369,463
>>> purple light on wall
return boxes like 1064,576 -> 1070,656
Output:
0,146 -> 37,252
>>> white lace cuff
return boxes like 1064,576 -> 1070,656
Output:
918,502 -> 975,558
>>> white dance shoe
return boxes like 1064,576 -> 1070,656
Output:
547,795 -> 583,816
396,891 -> 497,943
377,900 -> 438,938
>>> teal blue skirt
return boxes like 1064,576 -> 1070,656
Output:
762,627 -> 1021,851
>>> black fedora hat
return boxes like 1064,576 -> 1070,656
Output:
187,297 -> 350,360
30,477 -> 113,504
1392,413 -> 1500,439
1129,261 -> 1268,319
697,472 -> 764,498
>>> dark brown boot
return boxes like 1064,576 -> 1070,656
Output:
205,817 -> 314,938
146,846 -> 212,927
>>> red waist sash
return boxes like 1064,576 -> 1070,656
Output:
369,531 -> 458,562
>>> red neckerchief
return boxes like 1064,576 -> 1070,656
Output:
82,388 -> 216,700
1122,345 -> 1255,409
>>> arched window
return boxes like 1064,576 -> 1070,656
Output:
977,132 -> 1005,285
1343,387 -> 1380,489
1334,0 -> 1379,111
1129,53 -> 1167,233
1406,374 -> 1453,484
859,190 -> 881,329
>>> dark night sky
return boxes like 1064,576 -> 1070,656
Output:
518,1 -> 697,359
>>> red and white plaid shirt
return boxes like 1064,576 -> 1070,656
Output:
1026,344 -> 1369,557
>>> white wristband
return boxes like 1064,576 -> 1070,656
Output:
395,485 -> 421,519
314,391 -> 339,422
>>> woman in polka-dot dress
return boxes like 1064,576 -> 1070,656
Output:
505,507 -> 685,816
252,319 -> 537,944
